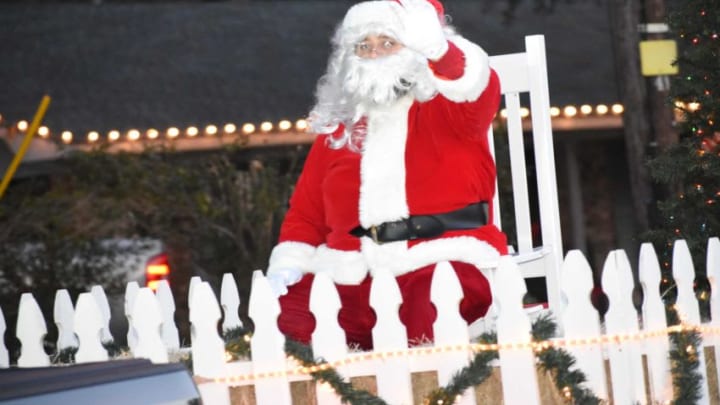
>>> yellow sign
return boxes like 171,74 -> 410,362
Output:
639,39 -> 679,76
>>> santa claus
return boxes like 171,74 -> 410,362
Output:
266,0 -> 506,349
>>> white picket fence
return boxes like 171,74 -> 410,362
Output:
2,237 -> 720,404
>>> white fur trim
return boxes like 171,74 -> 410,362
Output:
309,244 -> 368,285
340,1 -> 404,45
267,241 -> 316,275
363,235 -> 500,277
431,36 -> 491,103
359,97 -> 414,227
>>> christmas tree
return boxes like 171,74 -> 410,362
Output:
646,0 -> 720,280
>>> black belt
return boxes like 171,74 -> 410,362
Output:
350,202 -> 488,244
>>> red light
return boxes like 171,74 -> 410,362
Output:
145,253 -> 171,291
147,264 -> 170,276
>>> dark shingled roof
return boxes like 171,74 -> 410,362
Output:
0,1 -> 617,134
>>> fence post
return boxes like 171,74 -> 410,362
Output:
639,243 -> 672,403
74,292 -> 109,363
560,250 -> 607,400
370,268 -> 413,405
0,305 -> 9,368
90,285 -> 113,343
16,293 -> 50,367
310,272 -> 347,405
125,281 -> 140,352
707,237 -> 720,389
54,289 -> 78,350
673,239 -> 711,403
249,270 -> 292,404
132,287 -> 168,363
602,250 -> 645,404
190,280 -> 231,405
431,261 -> 475,405
495,256 -> 540,405
156,280 -> 180,351
221,273 -> 243,333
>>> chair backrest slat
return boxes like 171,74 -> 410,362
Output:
489,35 -> 564,312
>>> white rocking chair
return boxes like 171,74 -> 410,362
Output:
488,35 -> 564,314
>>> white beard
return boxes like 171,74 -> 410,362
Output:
309,46 -> 437,149
342,48 -> 436,109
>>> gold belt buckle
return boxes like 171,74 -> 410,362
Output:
369,225 -> 382,245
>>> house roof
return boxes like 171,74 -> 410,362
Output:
0,1 -> 618,136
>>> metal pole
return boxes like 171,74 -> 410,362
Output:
0,95 -> 51,200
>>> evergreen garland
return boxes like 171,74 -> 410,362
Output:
284,339 -> 390,405
424,332 -> 498,404
223,326 -> 252,361
532,315 -> 600,405
669,327 -> 703,404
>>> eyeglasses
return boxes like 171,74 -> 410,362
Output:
354,35 -> 403,58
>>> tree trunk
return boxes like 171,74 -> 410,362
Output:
607,0 -> 654,232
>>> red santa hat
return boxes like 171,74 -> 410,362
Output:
338,0 -> 445,45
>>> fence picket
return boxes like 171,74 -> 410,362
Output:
248,271 -> 292,404
310,272 -> 347,405
190,281 -> 226,376
190,280 -> 231,405
156,280 -> 180,351
602,250 -> 645,404
132,287 -> 169,363
673,239 -> 711,404
221,273 -> 243,333
639,243 -> 672,402
370,268 -> 412,405
74,292 -> 108,363
560,250 -> 607,399
125,281 -> 140,352
0,306 -> 7,368
708,237 -> 720,389
431,261 -> 475,405
90,285 -> 113,343
16,293 -> 50,367
495,256 -> 541,405
54,289 -> 78,350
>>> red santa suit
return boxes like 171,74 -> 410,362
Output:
268,25 -> 506,349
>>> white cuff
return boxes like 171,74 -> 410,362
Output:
431,36 -> 491,103
267,241 -> 316,275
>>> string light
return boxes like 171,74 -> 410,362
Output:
1,102 -> 639,144
278,120 -> 292,131
127,129 -> 141,141
210,323 -> 720,386
61,131 -> 72,144
563,106 -> 577,117
87,131 -> 99,142
223,123 -> 237,134
260,122 -> 273,132
38,126 -> 49,138
242,123 -> 255,134
205,125 -> 218,135
108,130 -> 120,142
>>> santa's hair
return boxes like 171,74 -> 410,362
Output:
307,1 -> 455,151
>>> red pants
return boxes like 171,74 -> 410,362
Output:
277,261 -> 491,350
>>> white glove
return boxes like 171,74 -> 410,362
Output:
266,268 -> 303,297
395,0 -> 448,61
